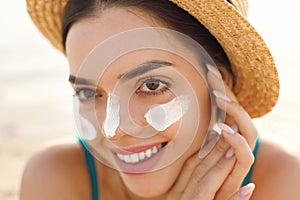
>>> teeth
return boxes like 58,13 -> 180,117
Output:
152,146 -> 158,154
130,153 -> 139,163
123,155 -> 131,163
117,153 -> 124,160
116,143 -> 165,164
157,144 -> 162,149
139,152 -> 145,160
145,149 -> 152,158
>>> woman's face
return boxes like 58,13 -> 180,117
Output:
66,7 -> 212,198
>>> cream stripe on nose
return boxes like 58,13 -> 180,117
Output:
103,94 -> 120,138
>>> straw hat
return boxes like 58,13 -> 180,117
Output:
26,0 -> 279,118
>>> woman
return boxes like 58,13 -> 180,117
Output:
21,0 -> 300,199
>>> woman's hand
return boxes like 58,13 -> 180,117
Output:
166,126 -> 255,200
206,65 -> 258,150
166,68 -> 258,199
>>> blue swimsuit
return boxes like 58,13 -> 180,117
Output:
78,138 -> 99,200
78,135 -> 260,200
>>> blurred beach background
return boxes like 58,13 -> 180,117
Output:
1,0 -> 300,199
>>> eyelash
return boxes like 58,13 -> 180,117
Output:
136,77 -> 171,95
73,77 -> 171,100
74,88 -> 101,102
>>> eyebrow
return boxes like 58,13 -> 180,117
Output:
68,60 -> 173,85
68,75 -> 95,85
120,60 -> 173,81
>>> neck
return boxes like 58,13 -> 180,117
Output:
99,164 -> 167,200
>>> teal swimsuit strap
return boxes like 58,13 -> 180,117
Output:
241,134 -> 260,186
78,137 -> 99,200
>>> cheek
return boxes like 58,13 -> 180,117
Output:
127,93 -> 177,126
75,103 -> 102,140
196,90 -> 211,138
198,91 -> 211,121
128,96 -> 150,126
176,88 -> 211,153
95,104 -> 106,123
77,100 -> 109,132
193,90 -> 212,152
159,120 -> 181,139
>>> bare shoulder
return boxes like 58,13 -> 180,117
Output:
252,135 -> 300,200
19,138 -> 91,200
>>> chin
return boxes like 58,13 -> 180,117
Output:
120,163 -> 181,198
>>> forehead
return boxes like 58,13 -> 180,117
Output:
66,7 -> 166,74
65,6 -> 209,91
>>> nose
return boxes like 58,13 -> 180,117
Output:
105,127 -> 128,142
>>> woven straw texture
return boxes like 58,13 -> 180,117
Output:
26,0 -> 279,118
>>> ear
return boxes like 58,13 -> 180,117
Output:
218,66 -> 234,89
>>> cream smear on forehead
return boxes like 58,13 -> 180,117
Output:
103,94 -> 120,138
144,96 -> 190,131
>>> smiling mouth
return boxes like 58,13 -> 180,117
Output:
115,142 -> 168,164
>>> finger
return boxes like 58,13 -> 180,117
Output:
182,150 -> 236,200
180,128 -> 237,199
215,123 -> 254,200
169,131 -> 230,198
206,69 -> 238,103
198,130 -> 220,159
207,69 -> 237,126
167,150 -> 202,199
220,123 -> 254,166
213,91 -> 258,149
168,131 -> 219,197
190,130 -> 234,184
229,183 -> 255,200
207,70 -> 258,149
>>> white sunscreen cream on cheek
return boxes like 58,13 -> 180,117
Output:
74,98 -> 97,140
103,94 -> 120,138
144,96 -> 189,131
80,117 -> 97,140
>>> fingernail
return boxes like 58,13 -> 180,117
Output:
225,147 -> 235,159
239,183 -> 255,196
206,64 -> 222,80
213,90 -> 232,102
218,123 -> 235,135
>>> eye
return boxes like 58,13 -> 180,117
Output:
137,78 -> 170,95
75,88 -> 100,101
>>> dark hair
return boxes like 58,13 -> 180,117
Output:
62,0 -> 233,78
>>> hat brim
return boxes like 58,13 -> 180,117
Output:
26,0 -> 279,118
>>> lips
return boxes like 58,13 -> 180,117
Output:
110,142 -> 168,174
116,142 -> 167,164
